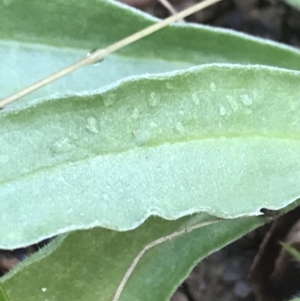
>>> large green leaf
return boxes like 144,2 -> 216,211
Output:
1,65 -> 300,248
0,214 -> 264,301
1,0 -> 300,106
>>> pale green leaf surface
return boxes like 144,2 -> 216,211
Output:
283,0 -> 300,10
1,0 -> 300,105
1,214 -> 264,301
1,65 -> 300,248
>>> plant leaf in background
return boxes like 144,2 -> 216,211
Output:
0,214 -> 264,301
281,242 -> 300,261
1,65 -> 300,248
1,0 -> 300,107
283,0 -> 300,10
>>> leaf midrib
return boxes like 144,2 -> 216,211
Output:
2,133 -> 300,187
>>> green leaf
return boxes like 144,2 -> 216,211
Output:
1,64 -> 300,248
1,0 -> 300,106
283,0 -> 300,10
1,214 -> 264,301
281,242 -> 300,261
0,284 -> 9,301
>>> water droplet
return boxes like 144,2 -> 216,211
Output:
103,93 -> 116,107
166,82 -> 173,89
41,288 -> 47,292
226,96 -> 239,112
210,82 -> 216,92
219,106 -> 227,116
86,49 -> 105,65
149,121 -> 158,128
51,138 -> 71,154
147,92 -> 160,107
134,130 -> 151,146
86,117 -> 99,134
240,94 -> 253,106
131,108 -> 139,120
176,122 -> 185,134
192,92 -> 200,105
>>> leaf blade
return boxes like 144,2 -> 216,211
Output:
1,65 -> 300,247
1,214 -> 264,301
1,0 -> 300,105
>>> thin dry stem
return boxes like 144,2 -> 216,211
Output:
0,0 -> 222,109
158,0 -> 185,22
158,0 -> 186,23
111,219 -> 221,301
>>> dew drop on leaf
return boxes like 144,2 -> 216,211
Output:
226,96 -> 239,112
240,94 -> 253,106
219,106 -> 227,116
149,121 -> 158,128
192,92 -> 200,105
210,82 -> 216,92
134,130 -> 151,145
85,117 -> 99,134
176,121 -> 185,134
103,93 -> 116,107
147,92 -> 160,107
131,108 -> 139,120
50,138 -> 71,154
166,82 -> 173,89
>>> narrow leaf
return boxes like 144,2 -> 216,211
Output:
281,242 -> 300,261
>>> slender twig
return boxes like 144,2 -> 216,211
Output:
0,0 -> 222,109
158,0 -> 185,22
111,219 -> 221,301
158,0 -> 186,23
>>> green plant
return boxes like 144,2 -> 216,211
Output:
1,0 -> 300,300
283,0 -> 300,10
